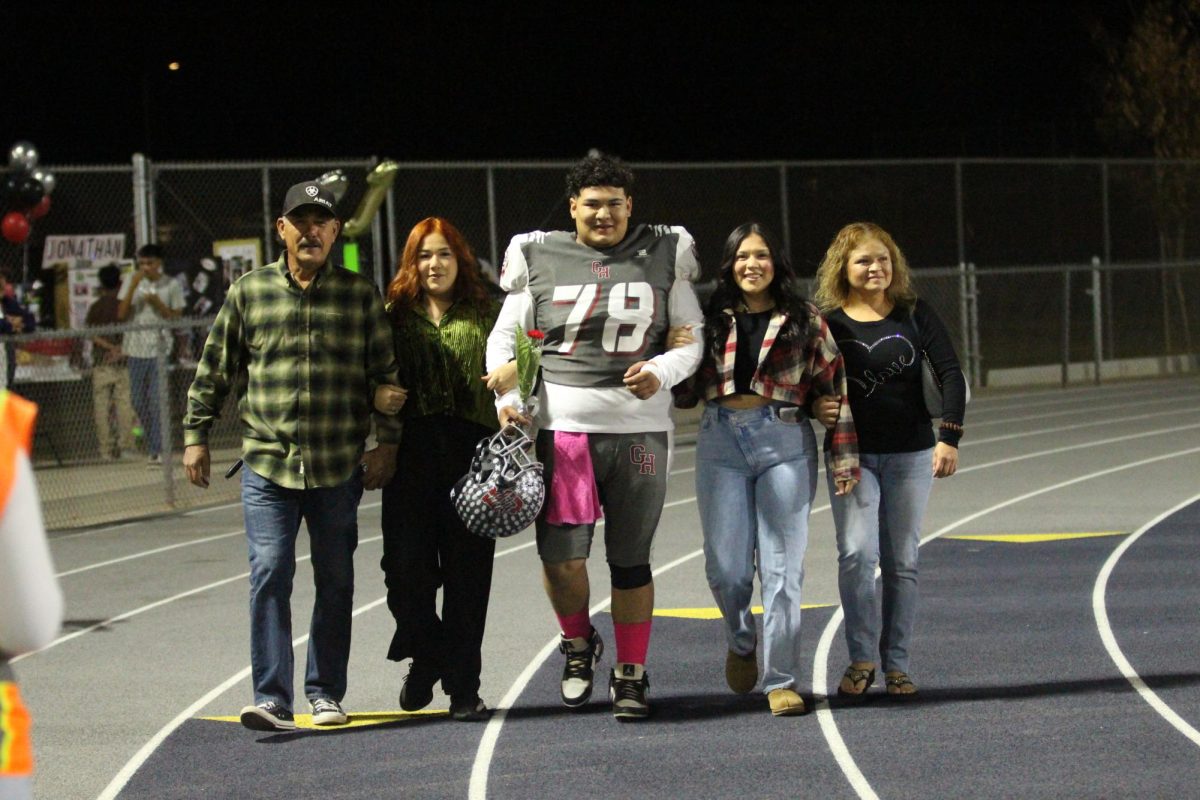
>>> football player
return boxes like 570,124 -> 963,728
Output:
486,152 -> 703,719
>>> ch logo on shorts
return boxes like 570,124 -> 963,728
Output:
305,185 -> 319,197
629,444 -> 656,475
482,486 -> 524,513
591,260 -> 610,280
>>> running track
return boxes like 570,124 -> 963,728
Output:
18,375 -> 1200,799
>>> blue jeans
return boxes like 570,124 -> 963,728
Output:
242,466 -> 363,709
695,403 -> 817,693
827,449 -> 933,675
127,357 -> 161,457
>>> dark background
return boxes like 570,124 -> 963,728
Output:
4,1 -> 1136,165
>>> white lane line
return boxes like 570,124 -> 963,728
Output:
469,546 -> 704,800
471,424 -> 1200,798
55,529 -> 244,578
62,412 -> 1185,575
95,595 -> 391,800
1093,493 -> 1200,748
813,445 -> 1200,800
92,534 -> 532,799
672,417 -> 1195,479
14,535 -> 381,664
86,422 -> 1200,796
813,605 -> 878,800
52,500 -> 383,577
969,393 -> 1193,431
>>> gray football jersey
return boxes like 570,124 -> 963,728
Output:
518,224 -> 684,388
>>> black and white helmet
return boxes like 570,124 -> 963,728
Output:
451,424 -> 544,539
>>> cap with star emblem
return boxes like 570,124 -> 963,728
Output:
281,180 -> 338,217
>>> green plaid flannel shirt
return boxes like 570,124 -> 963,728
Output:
183,257 -> 400,489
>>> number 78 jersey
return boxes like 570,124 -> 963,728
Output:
500,224 -> 700,388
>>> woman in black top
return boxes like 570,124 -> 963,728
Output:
814,222 -> 966,701
377,217 -> 503,721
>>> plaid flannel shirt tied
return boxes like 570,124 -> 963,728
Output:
681,302 -> 859,482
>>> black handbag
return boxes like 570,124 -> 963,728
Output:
911,308 -> 969,419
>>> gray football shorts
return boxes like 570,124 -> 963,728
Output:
534,429 -> 669,566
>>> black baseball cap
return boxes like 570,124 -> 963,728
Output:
281,181 -> 338,217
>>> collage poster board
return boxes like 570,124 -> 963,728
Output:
42,234 -> 129,330
213,238 -> 262,293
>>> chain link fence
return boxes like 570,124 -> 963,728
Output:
4,156 -> 1197,528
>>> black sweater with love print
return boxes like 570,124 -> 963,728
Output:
824,299 -> 965,452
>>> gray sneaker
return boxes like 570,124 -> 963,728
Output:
609,663 -> 650,721
309,697 -> 348,726
239,701 -> 296,732
559,628 -> 604,707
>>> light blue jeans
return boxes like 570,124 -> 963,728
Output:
241,467 -> 362,710
695,402 -> 817,694
127,357 -> 161,457
827,449 -> 933,675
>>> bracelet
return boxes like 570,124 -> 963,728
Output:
939,421 -> 963,433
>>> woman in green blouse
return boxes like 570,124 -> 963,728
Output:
380,217 -> 503,722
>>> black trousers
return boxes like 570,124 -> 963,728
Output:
380,415 -> 497,700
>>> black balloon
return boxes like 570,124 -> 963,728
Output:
2,173 -> 20,210
14,176 -> 43,209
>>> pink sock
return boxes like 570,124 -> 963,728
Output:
556,609 -> 592,641
614,620 -> 653,666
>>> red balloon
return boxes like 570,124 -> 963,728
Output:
29,195 -> 50,220
1,211 -> 30,244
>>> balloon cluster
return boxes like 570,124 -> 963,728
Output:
2,141 -> 55,244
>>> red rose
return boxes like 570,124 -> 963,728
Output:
527,329 -> 545,340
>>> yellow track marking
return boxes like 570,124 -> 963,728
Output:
200,709 -> 446,729
946,531 -> 1127,543
655,603 -> 834,620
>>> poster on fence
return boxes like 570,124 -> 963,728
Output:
213,238 -> 262,292
42,235 -> 129,329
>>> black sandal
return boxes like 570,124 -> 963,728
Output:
885,671 -> 918,700
836,665 -> 875,701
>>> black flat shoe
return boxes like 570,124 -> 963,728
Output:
400,662 -> 440,712
449,696 -> 492,722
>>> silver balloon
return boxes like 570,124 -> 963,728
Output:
8,141 -> 39,171
316,169 -> 349,203
31,169 -> 55,195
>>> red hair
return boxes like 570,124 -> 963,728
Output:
386,217 -> 491,312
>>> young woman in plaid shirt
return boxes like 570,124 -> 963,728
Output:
674,222 -> 859,717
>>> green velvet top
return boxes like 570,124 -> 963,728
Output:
389,296 -> 500,433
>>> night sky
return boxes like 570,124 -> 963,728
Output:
6,2 -> 1133,166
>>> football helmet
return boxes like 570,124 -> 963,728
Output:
452,423 -> 545,539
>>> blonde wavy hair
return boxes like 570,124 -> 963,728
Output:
813,222 -> 917,312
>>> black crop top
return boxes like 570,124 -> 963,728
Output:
733,309 -> 772,394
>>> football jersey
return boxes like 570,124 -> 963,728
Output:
503,224 -> 696,388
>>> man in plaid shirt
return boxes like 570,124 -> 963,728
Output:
183,180 -> 400,732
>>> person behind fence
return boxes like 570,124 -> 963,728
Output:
0,390 -> 64,800
0,267 -> 37,390
373,217 -> 515,722
182,180 -> 401,732
86,264 -> 137,460
813,221 -> 966,701
485,152 -> 704,720
671,222 -> 859,717
118,244 -> 184,466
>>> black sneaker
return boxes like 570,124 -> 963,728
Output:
239,701 -> 296,732
309,697 -> 348,726
449,695 -> 492,722
400,661 -> 440,712
609,663 -> 650,721
559,628 -> 604,707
